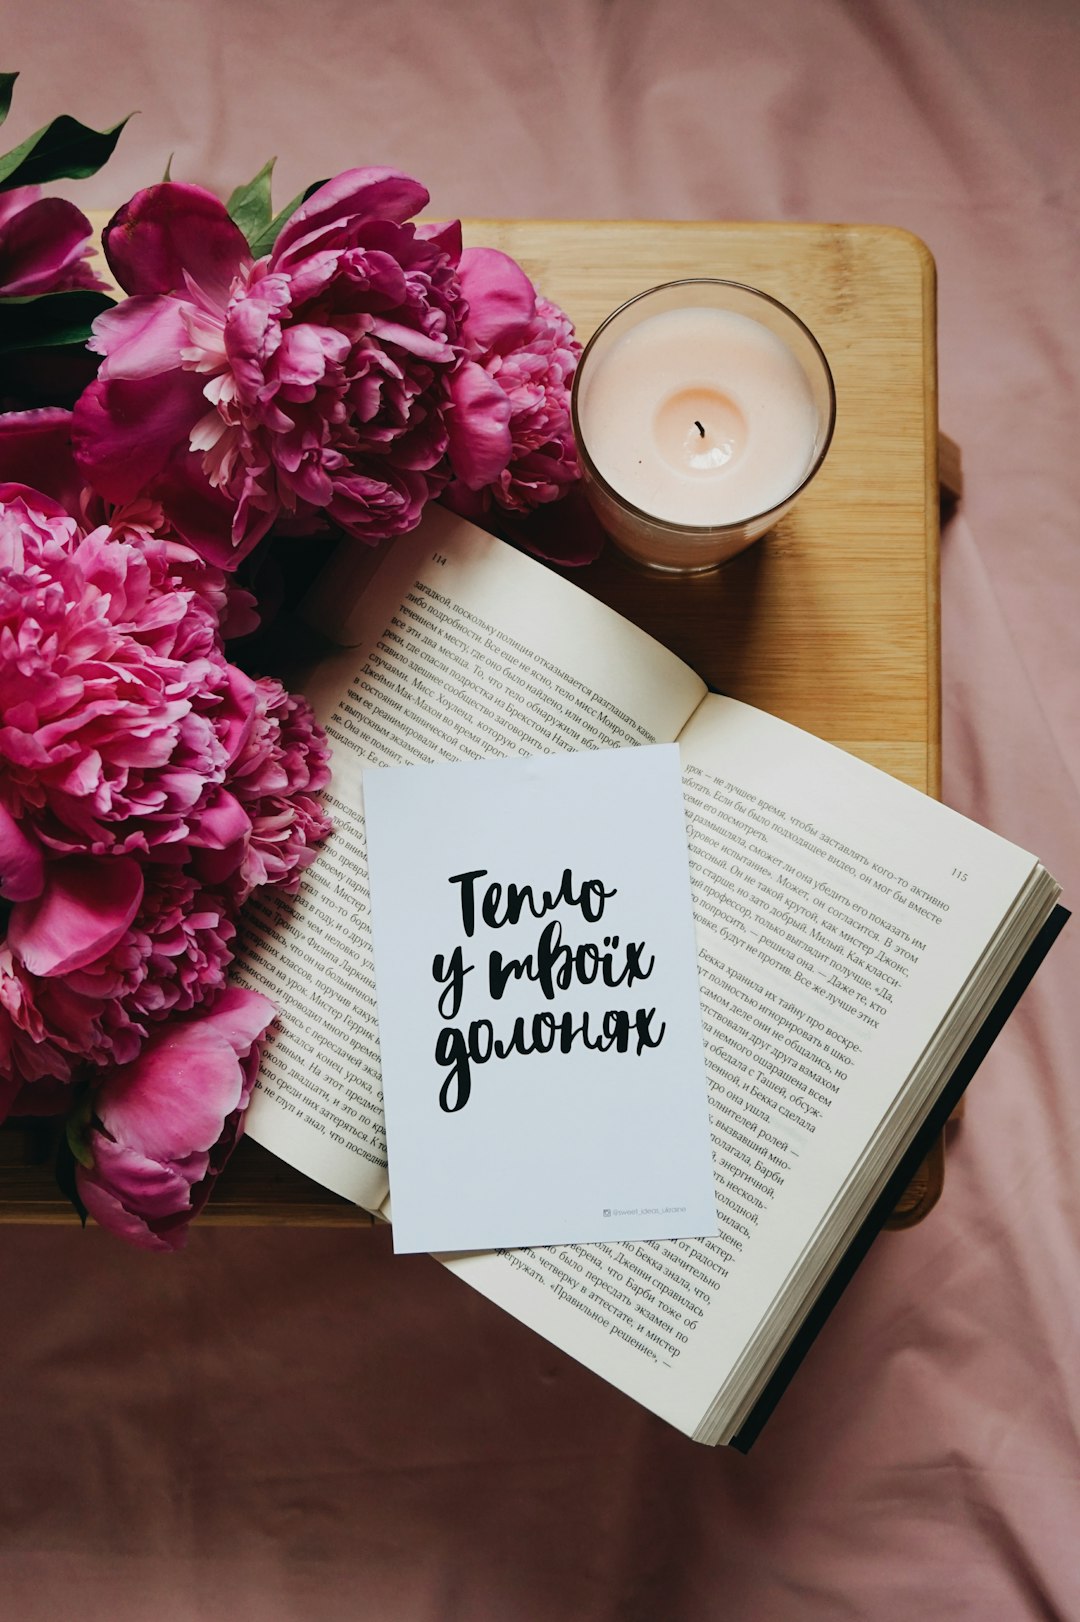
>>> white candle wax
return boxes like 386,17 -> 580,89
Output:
577,306 -> 819,527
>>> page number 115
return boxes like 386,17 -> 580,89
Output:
952,868 -> 969,881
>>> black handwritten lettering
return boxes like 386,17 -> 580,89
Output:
432,945 -> 473,1019
435,1006 -> 669,1111
448,866 -> 618,937
434,868 -> 665,1111
488,918 -> 655,1001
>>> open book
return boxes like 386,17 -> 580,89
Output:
234,505 -> 1064,1448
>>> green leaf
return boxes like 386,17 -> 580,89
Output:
64,1091 -> 96,1171
227,156 -> 277,247
55,1133 -> 90,1227
0,72 -> 17,129
0,289 -> 115,355
162,150 -> 174,182
0,110 -> 132,192
248,177 -> 327,259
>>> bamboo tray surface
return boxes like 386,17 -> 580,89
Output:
0,218 -> 942,1225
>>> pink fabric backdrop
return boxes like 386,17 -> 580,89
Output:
3,3 -> 1079,1617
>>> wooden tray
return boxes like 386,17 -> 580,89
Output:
0,218 -> 945,1226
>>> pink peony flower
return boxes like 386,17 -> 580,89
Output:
1,940 -> 77,1113
444,248 -> 581,518
0,484 -> 330,1112
0,409 -> 262,638
0,408 -> 87,515
75,987 -> 275,1251
228,677 -> 333,901
71,171 -> 482,567
0,485 -> 245,863
0,186 -> 107,297
110,509 -> 262,642
1,864 -> 239,1118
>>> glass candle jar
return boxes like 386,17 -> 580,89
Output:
571,279 -> 836,573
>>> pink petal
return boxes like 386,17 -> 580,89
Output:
229,478 -> 278,556
0,186 -> 42,231
71,372 -> 207,505
224,291 -> 285,405
95,1024 -> 245,1160
0,196 -> 105,296
0,479 -> 70,521
0,409 -> 83,516
270,168 -> 429,270
368,316 -> 454,363
8,856 -> 143,977
187,788 -> 250,850
0,806 -> 44,902
218,665 -> 258,765
415,219 -> 463,262
150,448 -> 251,569
104,183 -> 249,302
445,360 -> 513,489
195,986 -> 276,1063
90,296 -> 189,380
85,1134 -> 204,1216
77,1174 -> 180,1245
75,1141 -> 195,1252
271,248 -> 339,308
458,247 -> 536,357
274,324 -> 336,391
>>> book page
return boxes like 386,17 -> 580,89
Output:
235,507 -> 707,1205
446,696 -> 1041,1439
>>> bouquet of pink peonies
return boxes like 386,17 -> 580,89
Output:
0,75 -> 587,1248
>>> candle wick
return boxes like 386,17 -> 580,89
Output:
694,420 -> 705,437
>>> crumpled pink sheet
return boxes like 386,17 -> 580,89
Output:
3,3 -> 1079,1618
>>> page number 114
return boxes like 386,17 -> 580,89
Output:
432,552 -> 448,566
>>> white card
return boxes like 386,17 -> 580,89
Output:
363,744 -> 718,1254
